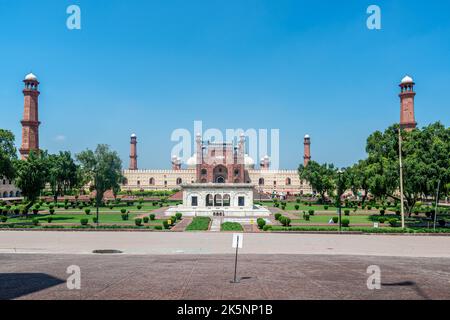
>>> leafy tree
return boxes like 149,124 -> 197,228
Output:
48,151 -> 80,203
76,144 -> 123,222
13,150 -> 49,204
0,129 -> 17,180
298,161 -> 336,203
365,122 -> 450,215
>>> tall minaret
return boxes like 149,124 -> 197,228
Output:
129,134 -> 138,170
20,73 -> 41,159
304,134 -> 311,166
399,75 -> 417,131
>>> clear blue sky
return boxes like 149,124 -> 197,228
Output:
1,0 -> 449,169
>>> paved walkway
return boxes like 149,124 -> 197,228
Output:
1,254 -> 449,300
170,218 -> 192,232
1,231 -> 450,257
210,218 -> 222,232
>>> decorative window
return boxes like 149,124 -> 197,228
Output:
176,178 -> 182,185
149,178 -> 155,185
191,196 -> 198,207
238,196 -> 245,207
201,169 -> 207,175
286,178 -> 292,185
206,194 -> 213,206
259,178 -> 265,185
223,194 -> 230,207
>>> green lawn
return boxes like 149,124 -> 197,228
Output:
221,222 -> 243,231
6,213 -> 165,225
186,217 -> 211,231
291,214 -> 374,224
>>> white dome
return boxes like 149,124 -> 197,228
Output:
131,133 -> 137,138
25,73 -> 37,81
304,134 -> 310,139
401,75 -> 414,84
244,154 -> 255,169
186,155 -> 197,168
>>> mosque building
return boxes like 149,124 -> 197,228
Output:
1,73 -> 418,200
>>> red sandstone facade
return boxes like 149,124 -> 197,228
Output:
195,133 -> 246,183
304,135 -> 311,166
399,76 -> 417,131
20,74 -> 41,159
129,134 -> 138,170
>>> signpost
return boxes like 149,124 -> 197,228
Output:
231,233 -> 243,283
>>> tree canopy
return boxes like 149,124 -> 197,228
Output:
76,144 -> 123,205
0,129 -> 17,179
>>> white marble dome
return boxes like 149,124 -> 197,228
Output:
244,154 -> 255,169
401,75 -> 414,84
131,133 -> 137,138
186,155 -> 197,168
304,134 -> 310,139
24,73 -> 37,81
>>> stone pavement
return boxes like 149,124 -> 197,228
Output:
1,253 -> 449,300
1,231 -> 450,257
210,218 -> 222,232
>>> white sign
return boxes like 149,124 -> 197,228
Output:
232,233 -> 243,249
373,222 -> 379,228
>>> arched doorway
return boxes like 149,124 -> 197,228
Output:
214,194 -> 223,206
213,165 -> 228,183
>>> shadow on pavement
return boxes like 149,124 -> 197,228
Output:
0,273 -> 65,300
382,281 -> 431,300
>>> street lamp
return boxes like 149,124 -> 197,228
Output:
337,169 -> 344,233
397,127 -> 406,229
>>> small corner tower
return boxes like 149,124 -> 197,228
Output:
399,75 -> 417,131
20,73 -> 41,159
304,134 -> 311,166
171,155 -> 181,170
129,133 -> 138,170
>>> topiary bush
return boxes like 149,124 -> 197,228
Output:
120,208 -> 126,214
388,218 -> 398,227
47,217 -> 53,223
295,205 -> 300,210
324,205 -> 329,210
378,217 -> 386,224
163,220 -> 170,229
257,218 -> 266,229
1,216 -> 7,223
32,218 -> 40,226
344,209 -> 350,216
304,214 -> 310,221
137,205 -> 143,210
175,213 -> 182,220
367,206 -> 372,210
121,213 -> 129,221
143,216 -> 149,223
296,198 -> 301,204
380,209 -> 385,216
342,218 -> 350,227
150,214 -> 156,221
80,218 -> 88,226
274,213 -> 281,220
49,209 -> 55,215
85,208 -> 91,215
332,217 -> 338,224
308,209 -> 315,216
135,218 -> 143,226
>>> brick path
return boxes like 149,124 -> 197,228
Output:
170,218 -> 192,232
